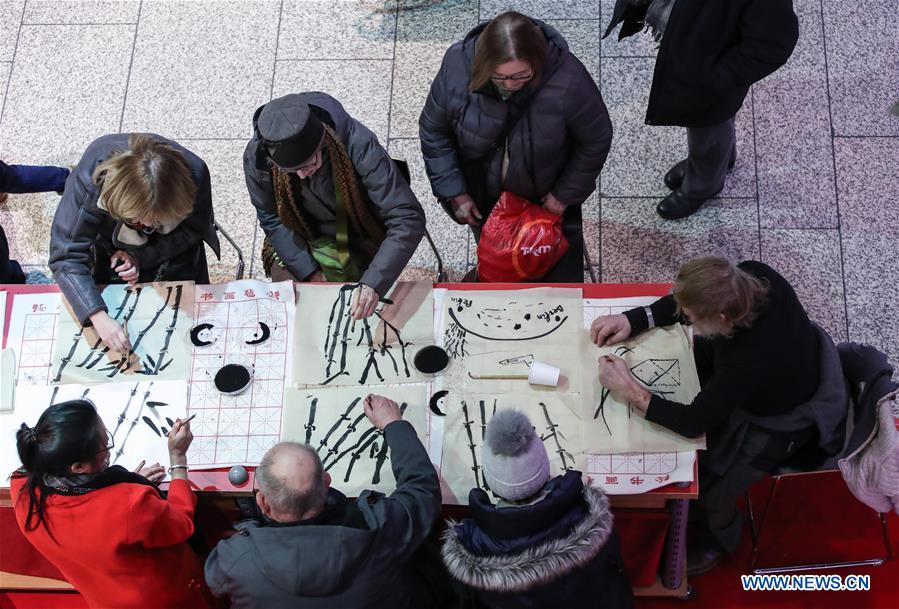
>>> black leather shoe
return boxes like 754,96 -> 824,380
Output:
663,156 -> 737,191
687,546 -> 724,576
656,189 -> 712,220
663,160 -> 687,190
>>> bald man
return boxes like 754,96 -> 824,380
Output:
204,395 -> 442,609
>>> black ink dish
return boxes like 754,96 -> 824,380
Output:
413,345 -> 449,374
215,364 -> 252,396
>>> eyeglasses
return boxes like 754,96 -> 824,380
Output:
490,70 -> 534,84
123,220 -> 161,235
98,430 -> 115,454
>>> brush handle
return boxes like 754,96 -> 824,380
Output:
468,373 -> 529,380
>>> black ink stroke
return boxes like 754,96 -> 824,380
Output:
190,323 -> 216,347
245,322 -> 271,346
539,401 -> 573,471
447,308 -> 568,342
429,390 -> 448,416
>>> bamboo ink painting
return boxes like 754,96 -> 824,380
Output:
51,282 -> 195,385
0,381 -> 188,477
281,385 -> 430,495
440,393 -> 585,503
293,282 -> 434,387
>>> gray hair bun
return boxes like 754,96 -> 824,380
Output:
485,409 -> 536,457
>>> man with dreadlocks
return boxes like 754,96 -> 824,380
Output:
244,93 -> 425,319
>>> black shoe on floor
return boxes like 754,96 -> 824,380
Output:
664,160 -> 687,190
687,546 -> 724,576
656,189 -> 714,220
663,157 -> 737,191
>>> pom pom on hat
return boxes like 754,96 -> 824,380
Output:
485,409 -> 538,456
482,409 -> 551,501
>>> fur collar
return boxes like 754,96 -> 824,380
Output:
441,484 -> 613,592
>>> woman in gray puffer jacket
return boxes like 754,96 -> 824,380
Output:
419,11 -> 612,282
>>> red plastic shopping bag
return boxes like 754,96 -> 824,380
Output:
477,191 -> 569,282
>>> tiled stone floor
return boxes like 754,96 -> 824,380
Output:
1,0 -> 896,365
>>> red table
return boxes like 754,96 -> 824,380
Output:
0,282 -> 696,599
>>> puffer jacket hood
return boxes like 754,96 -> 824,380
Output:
442,478 -> 614,592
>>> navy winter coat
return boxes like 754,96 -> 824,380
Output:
442,471 -> 633,609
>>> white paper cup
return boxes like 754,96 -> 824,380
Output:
528,361 -> 560,387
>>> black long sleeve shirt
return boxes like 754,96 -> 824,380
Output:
623,261 -> 819,438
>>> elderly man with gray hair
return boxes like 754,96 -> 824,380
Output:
204,395 -> 442,609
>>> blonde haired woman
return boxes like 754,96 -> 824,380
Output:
49,134 -> 220,353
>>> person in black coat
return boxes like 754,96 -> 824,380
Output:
48,134 -> 220,354
420,11 -> 613,282
441,409 -> 633,609
604,0 -> 799,219
592,257 -> 822,574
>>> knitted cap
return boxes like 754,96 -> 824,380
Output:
257,94 -> 325,170
482,409 -> 550,501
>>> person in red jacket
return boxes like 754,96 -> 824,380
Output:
11,399 -> 212,609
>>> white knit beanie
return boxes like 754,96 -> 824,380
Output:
482,409 -> 551,501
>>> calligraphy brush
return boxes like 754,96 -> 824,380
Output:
165,413 -> 197,436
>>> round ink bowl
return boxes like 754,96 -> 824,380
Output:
214,363 -> 253,396
413,345 -> 449,375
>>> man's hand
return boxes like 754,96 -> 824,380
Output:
591,314 -> 631,346
111,251 -> 139,285
134,460 -> 165,484
450,193 -> 482,227
598,355 -> 651,414
363,394 -> 402,431
350,284 -> 379,320
89,310 -> 131,353
541,192 -> 566,215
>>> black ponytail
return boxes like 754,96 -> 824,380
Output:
15,399 -> 104,535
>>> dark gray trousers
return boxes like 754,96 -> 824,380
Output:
681,116 -> 737,198
692,424 -> 817,554
689,338 -> 817,554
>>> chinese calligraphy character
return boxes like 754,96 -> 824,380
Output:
630,476 -> 644,485
244,289 -> 256,298
224,292 -> 235,301
605,476 -> 618,485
